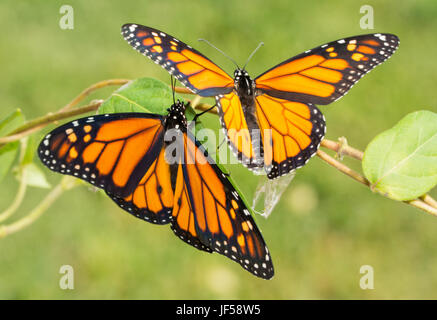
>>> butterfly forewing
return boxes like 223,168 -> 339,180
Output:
38,113 -> 165,198
121,24 -> 234,96
255,33 -> 399,105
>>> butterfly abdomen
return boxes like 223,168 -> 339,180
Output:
242,103 -> 264,168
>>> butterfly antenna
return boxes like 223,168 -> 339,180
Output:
198,38 -> 240,69
243,42 -> 264,70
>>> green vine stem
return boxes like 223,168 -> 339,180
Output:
0,82 -> 195,148
0,139 -> 29,223
0,176 -> 79,238
59,78 -> 130,112
421,195 -> 437,209
0,171 -> 27,223
0,100 -> 103,147
320,137 -> 363,161
316,149 -> 437,217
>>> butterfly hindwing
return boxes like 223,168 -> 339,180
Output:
171,160 -> 214,253
121,24 -> 234,97
254,94 -> 326,178
255,33 -> 399,105
107,148 -> 174,224
216,92 -> 264,170
38,113 -> 165,198
171,130 -> 274,279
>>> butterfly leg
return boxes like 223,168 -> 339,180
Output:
192,104 -> 217,123
217,137 -> 226,151
200,137 -> 227,158
188,104 -> 217,132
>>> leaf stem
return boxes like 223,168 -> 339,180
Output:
0,82 -> 197,148
59,79 -> 130,112
175,86 -> 193,94
0,165 -> 27,223
317,144 -> 437,217
0,78 -> 132,147
0,138 -> 29,223
0,176 -> 78,238
0,100 -> 102,147
407,199 -> 437,217
194,103 -> 218,115
316,149 -> 369,186
421,195 -> 437,210
320,138 -> 364,161
190,95 -> 202,109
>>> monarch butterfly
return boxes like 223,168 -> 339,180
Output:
121,24 -> 399,179
38,99 -> 274,279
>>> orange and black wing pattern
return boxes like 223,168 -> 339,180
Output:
108,147 -> 175,224
254,95 -> 325,178
38,113 -> 171,223
121,24 -> 234,97
171,131 -> 274,279
216,92 -> 264,170
255,33 -> 399,105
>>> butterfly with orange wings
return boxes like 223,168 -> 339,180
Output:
38,99 -> 274,279
121,24 -> 399,178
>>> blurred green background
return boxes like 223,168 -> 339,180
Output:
1,0 -> 436,299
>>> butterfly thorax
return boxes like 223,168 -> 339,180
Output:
164,100 -> 188,132
233,69 -> 257,126
234,69 -> 255,106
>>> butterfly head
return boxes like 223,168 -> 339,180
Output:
165,99 -> 188,131
234,68 -> 249,80
234,69 -> 254,97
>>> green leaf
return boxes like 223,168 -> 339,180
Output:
14,135 -> 50,189
0,108 -> 24,136
98,76 -> 207,142
0,109 -> 25,182
21,163 -> 51,189
363,110 -> 437,201
21,135 -> 37,166
0,141 -> 19,182
98,77 -> 176,115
